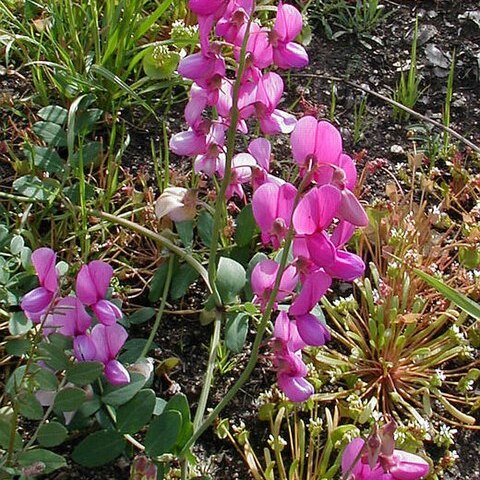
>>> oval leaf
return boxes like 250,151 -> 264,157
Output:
116,389 -> 156,434
145,410 -> 182,457
38,421 -> 68,447
72,430 -> 125,467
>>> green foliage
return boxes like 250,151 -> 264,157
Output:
393,18 -> 423,121
71,430 -> 126,467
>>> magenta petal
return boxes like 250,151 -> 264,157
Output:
331,220 -> 355,247
185,84 -> 208,126
189,0 -> 225,16
74,334 -> 97,361
21,287 -> 54,321
170,130 -> 206,157
31,247 -> 57,292
93,299 -> 122,326
341,438 -> 366,476
257,72 -> 284,110
273,42 -> 309,69
273,310 -> 291,343
289,270 -> 331,315
52,297 -> 92,336
105,323 -> 128,358
274,2 -> 303,42
326,250 -> 365,281
252,183 -> 280,232
339,154 -> 357,190
339,189 -> 369,227
105,360 -> 130,385
389,450 -> 430,480
314,121 -> 343,165
291,116 -> 318,166
247,25 -> 272,69
277,264 -> 299,300
178,52 -> 208,80
277,374 -> 313,402
75,265 -> 96,305
306,232 -> 337,268
294,313 -> 330,346
260,109 -> 297,135
248,138 -> 271,171
251,259 -> 278,296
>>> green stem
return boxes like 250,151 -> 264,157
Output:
141,255 -> 175,358
87,209 -> 211,293
192,312 -> 222,431
179,171 -> 311,456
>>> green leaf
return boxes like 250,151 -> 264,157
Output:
70,141 -> 102,168
0,419 -> 23,450
216,257 -> 246,304
170,263 -> 199,300
6,338 -> 30,356
75,109 -> 103,134
38,342 -> 70,370
101,372 -> 146,407
25,145 -> 64,174
32,121 -> 67,147
149,261 -> 170,302
18,448 -> 66,474
414,268 -> 480,320
13,175 -> 57,201
54,387 -> 86,411
116,389 -> 156,434
18,391 -> 44,420
10,235 -> 24,254
38,421 -> 68,447
176,220 -> 194,248
225,313 -> 249,353
9,311 -> 32,335
165,393 -> 193,450
72,430 -> 125,467
145,410 -> 182,457
34,367 -> 59,391
63,182 -> 95,203
235,204 -> 257,247
38,105 -> 68,125
154,397 -> 167,415
197,211 -> 214,246
119,339 -> 157,364
129,307 -> 156,325
66,362 -> 104,386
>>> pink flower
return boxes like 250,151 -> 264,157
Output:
189,0 -> 230,50
251,260 -> 297,311
252,182 -> 297,249
193,122 -> 226,176
253,72 -> 297,135
177,45 -> 226,90
342,438 -> 430,480
170,119 -> 210,157
291,117 -> 368,227
270,2 -> 309,69
155,187 -> 197,222
218,152 -> 256,200
89,323 -> 130,385
44,297 -> 91,337
21,248 -> 58,323
216,0 -> 254,44
272,312 -> 313,402
76,261 -> 122,326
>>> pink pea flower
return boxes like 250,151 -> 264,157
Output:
342,437 -> 430,480
252,182 -> 297,249
88,323 -> 130,385
177,44 -> 226,90
217,152 -> 257,200
254,72 -> 297,135
189,0 -> 230,50
269,2 -> 309,69
216,0 -> 254,44
291,117 -> 368,226
44,297 -> 91,337
21,248 -> 58,323
272,312 -> 313,402
251,259 -> 297,311
76,261 -> 122,326
170,119 -> 211,157
193,122 -> 226,176
184,82 -> 223,127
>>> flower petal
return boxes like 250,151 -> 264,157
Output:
31,247 -> 57,292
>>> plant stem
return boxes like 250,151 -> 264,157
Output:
192,312 -> 222,431
87,209 -> 211,293
179,171 -> 311,457
141,255 -> 174,358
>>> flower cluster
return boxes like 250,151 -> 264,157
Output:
170,0 -> 308,200
251,117 -> 368,402
169,1 -> 367,403
341,421 -> 430,479
21,248 -> 130,385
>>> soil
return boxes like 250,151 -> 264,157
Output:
2,0 -> 480,479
